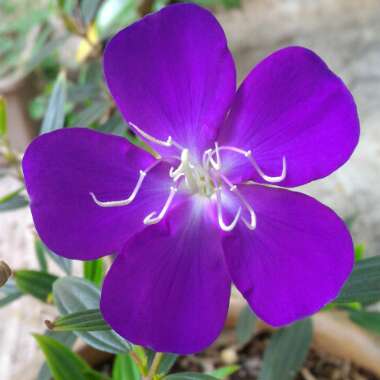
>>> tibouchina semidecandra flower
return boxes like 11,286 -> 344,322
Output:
23,4 -> 359,354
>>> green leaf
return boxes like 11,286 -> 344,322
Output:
81,0 -> 102,24
336,256 -> 380,304
49,309 -> 110,332
0,279 -> 23,307
258,319 -> 312,380
53,276 -> 132,353
166,374 -> 218,380
37,330 -> 77,380
349,310 -> 380,335
208,365 -> 239,379
354,244 -> 365,262
34,334 -> 107,380
112,353 -> 141,380
0,191 -> 28,212
0,96 -> 7,138
14,270 -> 57,302
35,238 -> 48,273
146,350 -> 178,376
236,305 -> 256,345
84,258 -> 105,287
41,242 -> 72,275
40,72 -> 66,134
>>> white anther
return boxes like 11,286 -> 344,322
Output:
129,122 -> 184,150
90,170 -> 146,207
143,186 -> 178,225
216,187 -> 241,232
222,175 -> 257,230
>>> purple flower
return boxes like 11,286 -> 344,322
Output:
22,4 -> 359,354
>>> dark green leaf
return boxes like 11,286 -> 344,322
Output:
40,72 -> 66,134
14,270 -> 57,302
112,353 -> 141,380
350,310 -> 380,335
35,238 -> 48,272
236,305 -> 256,345
34,334 -> 107,380
53,277 -> 132,353
166,374 -> 218,380
208,365 -> 239,379
259,319 -> 312,380
50,309 -> 110,332
37,330 -> 77,380
84,258 -> 105,287
336,256 -> 380,304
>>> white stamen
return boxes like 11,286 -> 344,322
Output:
207,142 -> 221,170
90,170 -> 146,207
143,186 -> 178,225
211,145 -> 287,183
129,121 -> 184,150
90,160 -> 161,208
221,175 -> 257,230
216,187 -> 241,232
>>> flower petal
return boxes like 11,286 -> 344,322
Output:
104,3 -> 236,157
218,47 -> 359,187
22,128 -> 173,260
222,184 -> 353,326
100,199 -> 231,354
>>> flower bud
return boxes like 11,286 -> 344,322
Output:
0,260 -> 12,287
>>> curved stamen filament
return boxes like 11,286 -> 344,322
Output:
211,145 -> 286,183
215,186 -> 241,232
90,160 -> 160,207
129,121 -> 184,150
144,186 -> 178,225
221,175 -> 257,230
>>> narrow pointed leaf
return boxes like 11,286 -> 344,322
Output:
34,334 -> 106,380
258,319 -> 312,380
14,270 -> 57,302
166,374 -> 218,380
50,309 -> 110,332
53,277 -> 131,353
112,353 -> 140,380
0,280 -> 23,307
0,96 -> 7,138
40,72 -> 66,134
35,238 -> 48,272
208,365 -> 239,379
349,310 -> 380,335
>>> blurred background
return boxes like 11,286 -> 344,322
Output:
1,0 -> 380,379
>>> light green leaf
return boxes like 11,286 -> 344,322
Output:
0,279 -> 23,307
146,350 -> 178,376
354,244 -> 365,262
84,258 -> 105,287
0,96 -> 7,138
81,0 -> 101,25
49,309 -> 110,332
14,270 -> 57,302
208,365 -> 239,379
258,319 -> 312,380
0,190 -> 28,212
40,72 -> 66,134
112,353 -> 141,380
34,334 -> 107,380
53,276 -> 132,353
41,242 -> 72,275
236,305 -> 256,345
336,256 -> 380,304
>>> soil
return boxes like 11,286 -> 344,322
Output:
173,332 -> 380,380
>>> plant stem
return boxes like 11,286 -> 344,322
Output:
146,352 -> 164,380
130,350 -> 147,376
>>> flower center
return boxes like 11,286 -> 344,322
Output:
90,123 -> 287,232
